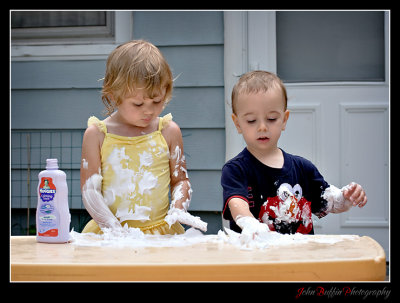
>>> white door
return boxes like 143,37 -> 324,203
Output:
224,11 -> 390,259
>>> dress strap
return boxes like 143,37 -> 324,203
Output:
158,113 -> 173,131
87,116 -> 107,134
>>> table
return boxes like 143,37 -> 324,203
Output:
10,235 -> 386,281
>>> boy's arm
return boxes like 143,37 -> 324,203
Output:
221,163 -> 270,242
304,159 -> 366,216
322,182 -> 367,215
342,182 -> 368,208
228,197 -> 254,221
227,197 -> 270,244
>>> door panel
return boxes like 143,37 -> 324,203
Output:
224,11 -> 390,259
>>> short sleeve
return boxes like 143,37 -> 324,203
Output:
159,113 -> 173,130
221,162 -> 249,221
87,116 -> 107,134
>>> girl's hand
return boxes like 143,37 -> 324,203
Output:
342,182 -> 368,208
165,207 -> 207,232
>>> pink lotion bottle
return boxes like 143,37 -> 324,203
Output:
36,159 -> 71,243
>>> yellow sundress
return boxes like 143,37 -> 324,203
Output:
81,113 -> 185,235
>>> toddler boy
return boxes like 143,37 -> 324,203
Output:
221,71 -> 367,236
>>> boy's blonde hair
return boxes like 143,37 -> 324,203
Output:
101,40 -> 173,115
231,70 -> 288,114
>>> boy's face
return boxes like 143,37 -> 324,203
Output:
116,88 -> 166,128
232,89 -> 289,155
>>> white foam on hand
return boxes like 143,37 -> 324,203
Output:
235,216 -> 271,246
322,184 -> 353,214
165,208 -> 208,232
81,173 -> 122,231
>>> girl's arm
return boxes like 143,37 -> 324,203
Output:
80,125 -> 103,189
163,121 -> 192,210
162,121 -> 207,231
80,125 -> 122,230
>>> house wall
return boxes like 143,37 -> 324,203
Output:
11,11 -> 225,234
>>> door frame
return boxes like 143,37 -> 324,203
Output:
223,11 -> 390,259
224,11 -> 389,159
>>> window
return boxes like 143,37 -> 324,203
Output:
11,11 -> 115,45
11,11 -> 132,61
276,11 -> 385,83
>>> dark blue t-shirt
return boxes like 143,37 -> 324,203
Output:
221,148 -> 330,234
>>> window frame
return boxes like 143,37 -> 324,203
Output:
11,11 -> 115,44
245,10 -> 390,88
275,10 -> 386,84
11,11 -> 133,61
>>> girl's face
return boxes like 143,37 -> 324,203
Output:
116,88 -> 166,128
232,89 -> 289,155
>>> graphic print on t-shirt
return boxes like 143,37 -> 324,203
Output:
259,183 -> 313,234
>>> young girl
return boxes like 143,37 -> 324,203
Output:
80,40 -> 206,235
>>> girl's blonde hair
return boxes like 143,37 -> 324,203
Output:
231,70 -> 288,114
101,40 -> 173,115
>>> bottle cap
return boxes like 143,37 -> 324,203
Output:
46,158 -> 59,170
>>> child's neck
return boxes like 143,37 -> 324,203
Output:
247,146 -> 284,169
106,112 -> 158,137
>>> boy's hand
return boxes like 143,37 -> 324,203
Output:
235,216 -> 270,245
342,182 -> 368,208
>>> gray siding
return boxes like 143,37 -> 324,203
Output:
11,11 -> 225,234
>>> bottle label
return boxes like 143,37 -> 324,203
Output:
38,177 -> 58,237
39,177 -> 56,202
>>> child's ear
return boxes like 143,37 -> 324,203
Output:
282,110 -> 290,131
231,113 -> 242,134
109,93 -> 116,103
